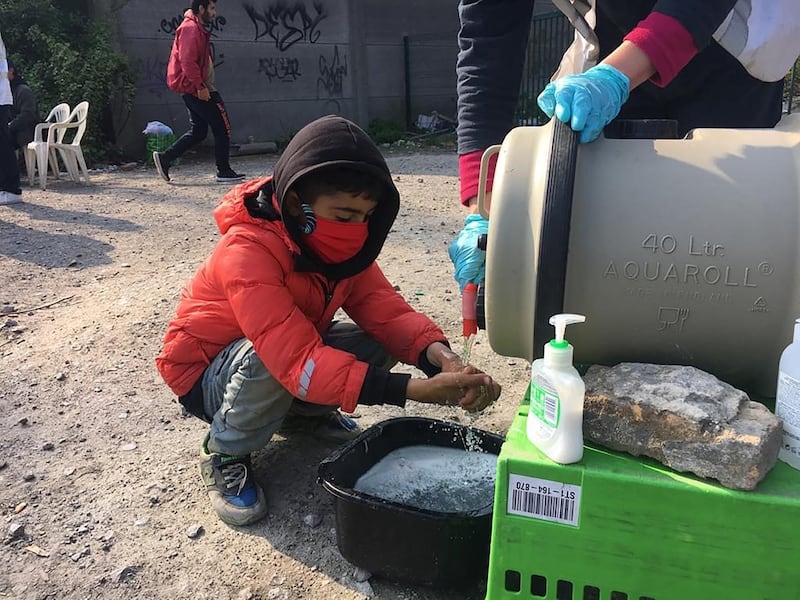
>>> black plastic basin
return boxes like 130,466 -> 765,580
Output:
317,417 -> 504,589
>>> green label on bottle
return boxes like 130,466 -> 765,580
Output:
530,376 -> 560,429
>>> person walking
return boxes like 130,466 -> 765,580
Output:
153,0 -> 244,184
0,30 -> 22,205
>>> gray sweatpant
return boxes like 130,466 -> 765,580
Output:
201,322 -> 395,456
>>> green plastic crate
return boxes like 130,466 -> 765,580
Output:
145,133 -> 179,165
486,397 -> 800,600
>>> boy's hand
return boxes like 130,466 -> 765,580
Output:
196,86 -> 211,101
406,369 -> 501,413
432,345 -> 466,373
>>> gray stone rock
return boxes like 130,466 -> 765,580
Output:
352,579 -> 375,597
186,524 -> 204,539
8,522 -> 25,539
583,363 -> 783,490
303,513 -> 322,528
112,565 -> 139,583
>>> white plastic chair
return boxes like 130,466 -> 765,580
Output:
49,101 -> 90,185
25,102 -> 71,190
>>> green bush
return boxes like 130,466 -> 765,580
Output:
0,0 -> 136,164
367,118 -> 408,145
785,57 -> 800,102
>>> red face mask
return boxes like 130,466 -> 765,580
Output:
304,217 -> 369,264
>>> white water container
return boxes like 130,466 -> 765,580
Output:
776,318 -> 800,470
527,314 -> 586,464
482,114 -> 800,396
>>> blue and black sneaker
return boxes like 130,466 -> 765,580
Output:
199,438 -> 267,526
280,410 -> 361,444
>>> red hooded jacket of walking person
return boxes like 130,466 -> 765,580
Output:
156,116 -> 448,414
166,8 -> 211,95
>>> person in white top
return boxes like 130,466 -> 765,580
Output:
0,30 -> 22,205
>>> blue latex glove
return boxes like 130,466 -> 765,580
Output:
537,64 -> 630,144
449,214 -> 489,292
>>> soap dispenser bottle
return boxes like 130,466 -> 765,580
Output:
776,318 -> 800,470
527,313 -> 586,464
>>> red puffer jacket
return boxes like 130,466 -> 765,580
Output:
156,177 -> 446,413
166,9 -> 210,95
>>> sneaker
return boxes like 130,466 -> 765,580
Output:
0,191 -> 23,205
153,151 -> 171,182
199,438 -> 267,526
280,410 -> 361,444
215,169 -> 246,183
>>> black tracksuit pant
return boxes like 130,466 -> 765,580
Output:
0,105 -> 21,195
163,91 -> 234,173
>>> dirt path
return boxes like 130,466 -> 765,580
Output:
0,150 -> 529,600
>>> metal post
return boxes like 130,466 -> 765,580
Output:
403,34 -> 412,131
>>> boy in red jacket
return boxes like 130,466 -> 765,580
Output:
156,115 -> 501,526
153,0 -> 244,184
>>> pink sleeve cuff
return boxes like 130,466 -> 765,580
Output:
459,150 -> 498,206
624,12 -> 698,88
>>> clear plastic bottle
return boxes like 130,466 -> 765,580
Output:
776,318 -> 800,470
527,314 -> 586,464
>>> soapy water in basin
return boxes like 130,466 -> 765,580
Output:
353,445 -> 498,513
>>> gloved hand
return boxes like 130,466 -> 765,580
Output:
537,63 -> 630,143
449,214 -> 489,292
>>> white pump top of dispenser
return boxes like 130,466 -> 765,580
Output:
543,313 -> 586,368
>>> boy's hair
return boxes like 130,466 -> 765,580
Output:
191,0 -> 215,13
291,166 -> 387,204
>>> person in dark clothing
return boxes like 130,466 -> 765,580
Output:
156,115 -> 502,526
7,61 -> 38,151
0,30 -> 22,205
449,0 -> 799,292
153,0 -> 244,184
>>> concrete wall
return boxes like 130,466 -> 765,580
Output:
112,0 -> 559,157
114,0 -> 466,156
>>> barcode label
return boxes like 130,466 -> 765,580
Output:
531,375 -> 559,429
543,393 -> 557,424
507,474 -> 581,526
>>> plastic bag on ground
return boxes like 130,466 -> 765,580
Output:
142,121 -> 173,136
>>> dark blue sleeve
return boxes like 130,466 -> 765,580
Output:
456,0 -> 535,156
652,0 -> 738,50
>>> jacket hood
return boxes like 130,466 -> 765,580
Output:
270,115 -> 401,280
183,8 -> 209,34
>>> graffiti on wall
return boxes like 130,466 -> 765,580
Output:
137,56 -> 170,97
243,2 -> 328,51
159,14 -> 228,37
258,57 -> 302,82
316,45 -> 347,98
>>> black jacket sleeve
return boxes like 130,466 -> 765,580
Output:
650,0 -> 738,50
357,367 -> 410,408
456,0 -> 535,155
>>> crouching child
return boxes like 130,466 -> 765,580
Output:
156,115 -> 501,526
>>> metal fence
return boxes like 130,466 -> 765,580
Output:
516,12 -> 574,126
787,62 -> 798,114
